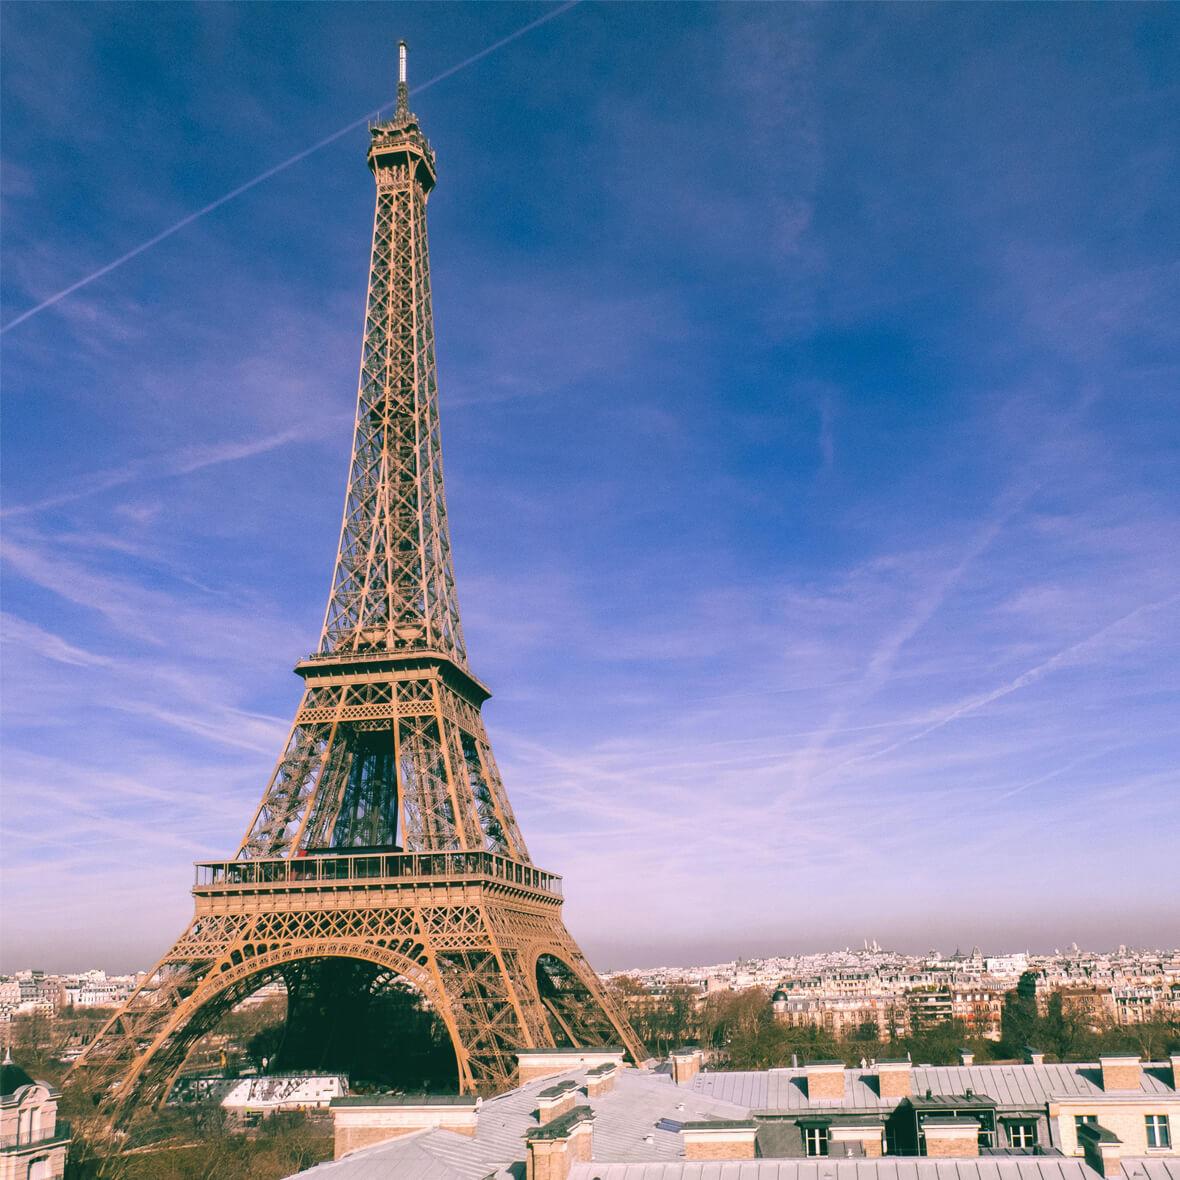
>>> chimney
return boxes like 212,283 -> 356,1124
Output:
1170,1053 -> 1180,1090
536,1080 -> 579,1125
670,1047 -> 704,1085
806,1061 -> 846,1101
1023,1046 -> 1045,1066
516,1047 -> 625,1086
877,1060 -> 912,1099
526,1106 -> 594,1180
585,1062 -> 618,1098
1078,1122 -> 1121,1179
681,1120 -> 758,1160
330,1094 -> 480,1158
1099,1055 -> 1141,1092
922,1118 -> 980,1157
829,1120 -> 885,1158
958,1049 -> 975,1066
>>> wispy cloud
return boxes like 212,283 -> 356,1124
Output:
0,611 -> 113,668
0,2 -> 583,334
2,427 -> 308,517
820,593 -> 1180,783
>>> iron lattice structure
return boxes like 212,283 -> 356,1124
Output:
74,50 -> 643,1117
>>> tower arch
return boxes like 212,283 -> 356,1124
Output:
101,940 -> 462,1117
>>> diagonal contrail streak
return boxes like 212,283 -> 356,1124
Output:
0,2 -> 579,335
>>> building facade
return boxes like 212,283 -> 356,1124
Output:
0,1058 -> 69,1180
281,1050 -> 1180,1180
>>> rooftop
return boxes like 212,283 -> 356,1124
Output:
537,1080 -> 581,1099
284,1059 -> 1180,1180
0,1062 -> 34,1100
290,1064 -> 748,1179
692,1063 -> 1179,1114
910,1094 -> 997,1109
526,1106 -> 595,1141
517,1046 -> 623,1057
573,1162 -> 1180,1180
330,1094 -> 477,1108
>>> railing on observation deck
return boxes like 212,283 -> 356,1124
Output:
193,851 -> 561,897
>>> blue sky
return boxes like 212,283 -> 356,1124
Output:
2,3 -> 1178,974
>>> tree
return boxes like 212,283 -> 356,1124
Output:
700,989 -> 767,1051
1001,984 -> 1039,1054
1125,1011 -> 1180,1063
906,1018 -> 969,1065
645,985 -> 700,1056
852,1020 -> 880,1043
64,1116 -> 131,1180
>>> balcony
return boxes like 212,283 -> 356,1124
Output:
0,1120 -> 71,1152
194,850 -> 561,898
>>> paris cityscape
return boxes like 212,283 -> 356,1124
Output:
6,941 -> 1180,1043
2,4 -> 1178,1180
3,940 -> 1180,1175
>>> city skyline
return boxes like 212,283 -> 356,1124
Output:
2,4 -> 1178,975
6,942 -> 1180,977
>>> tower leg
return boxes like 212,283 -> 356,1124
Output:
71,885 -> 643,1122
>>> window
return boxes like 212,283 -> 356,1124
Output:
805,1126 -> 830,1157
1146,1115 -> 1171,1149
1009,1121 -> 1038,1149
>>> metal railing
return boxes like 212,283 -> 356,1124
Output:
194,850 -> 560,897
0,1120 -> 70,1151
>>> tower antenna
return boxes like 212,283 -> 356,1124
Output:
397,39 -> 409,116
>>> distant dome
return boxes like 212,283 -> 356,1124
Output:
772,989 -> 789,1003
1,1061 -> 35,1099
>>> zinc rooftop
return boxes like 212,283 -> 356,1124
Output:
284,1049 -> 1180,1180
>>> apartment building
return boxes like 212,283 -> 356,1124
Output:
0,1056 -> 69,1180
282,1051 -> 1180,1180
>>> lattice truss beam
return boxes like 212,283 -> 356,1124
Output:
237,671 -> 526,858
74,890 -> 644,1116
322,154 -> 464,662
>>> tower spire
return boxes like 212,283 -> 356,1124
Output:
396,38 -> 410,122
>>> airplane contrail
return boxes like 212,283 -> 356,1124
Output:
0,2 -> 579,336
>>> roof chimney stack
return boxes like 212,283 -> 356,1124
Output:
670,1047 -> 703,1085
806,1061 -> 846,1101
1078,1122 -> 1122,1179
877,1059 -> 912,1099
682,1120 -> 758,1160
1099,1055 -> 1141,1091
923,1118 -> 980,1157
525,1108 -> 594,1180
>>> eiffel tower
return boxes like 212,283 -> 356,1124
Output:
74,42 -> 643,1117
